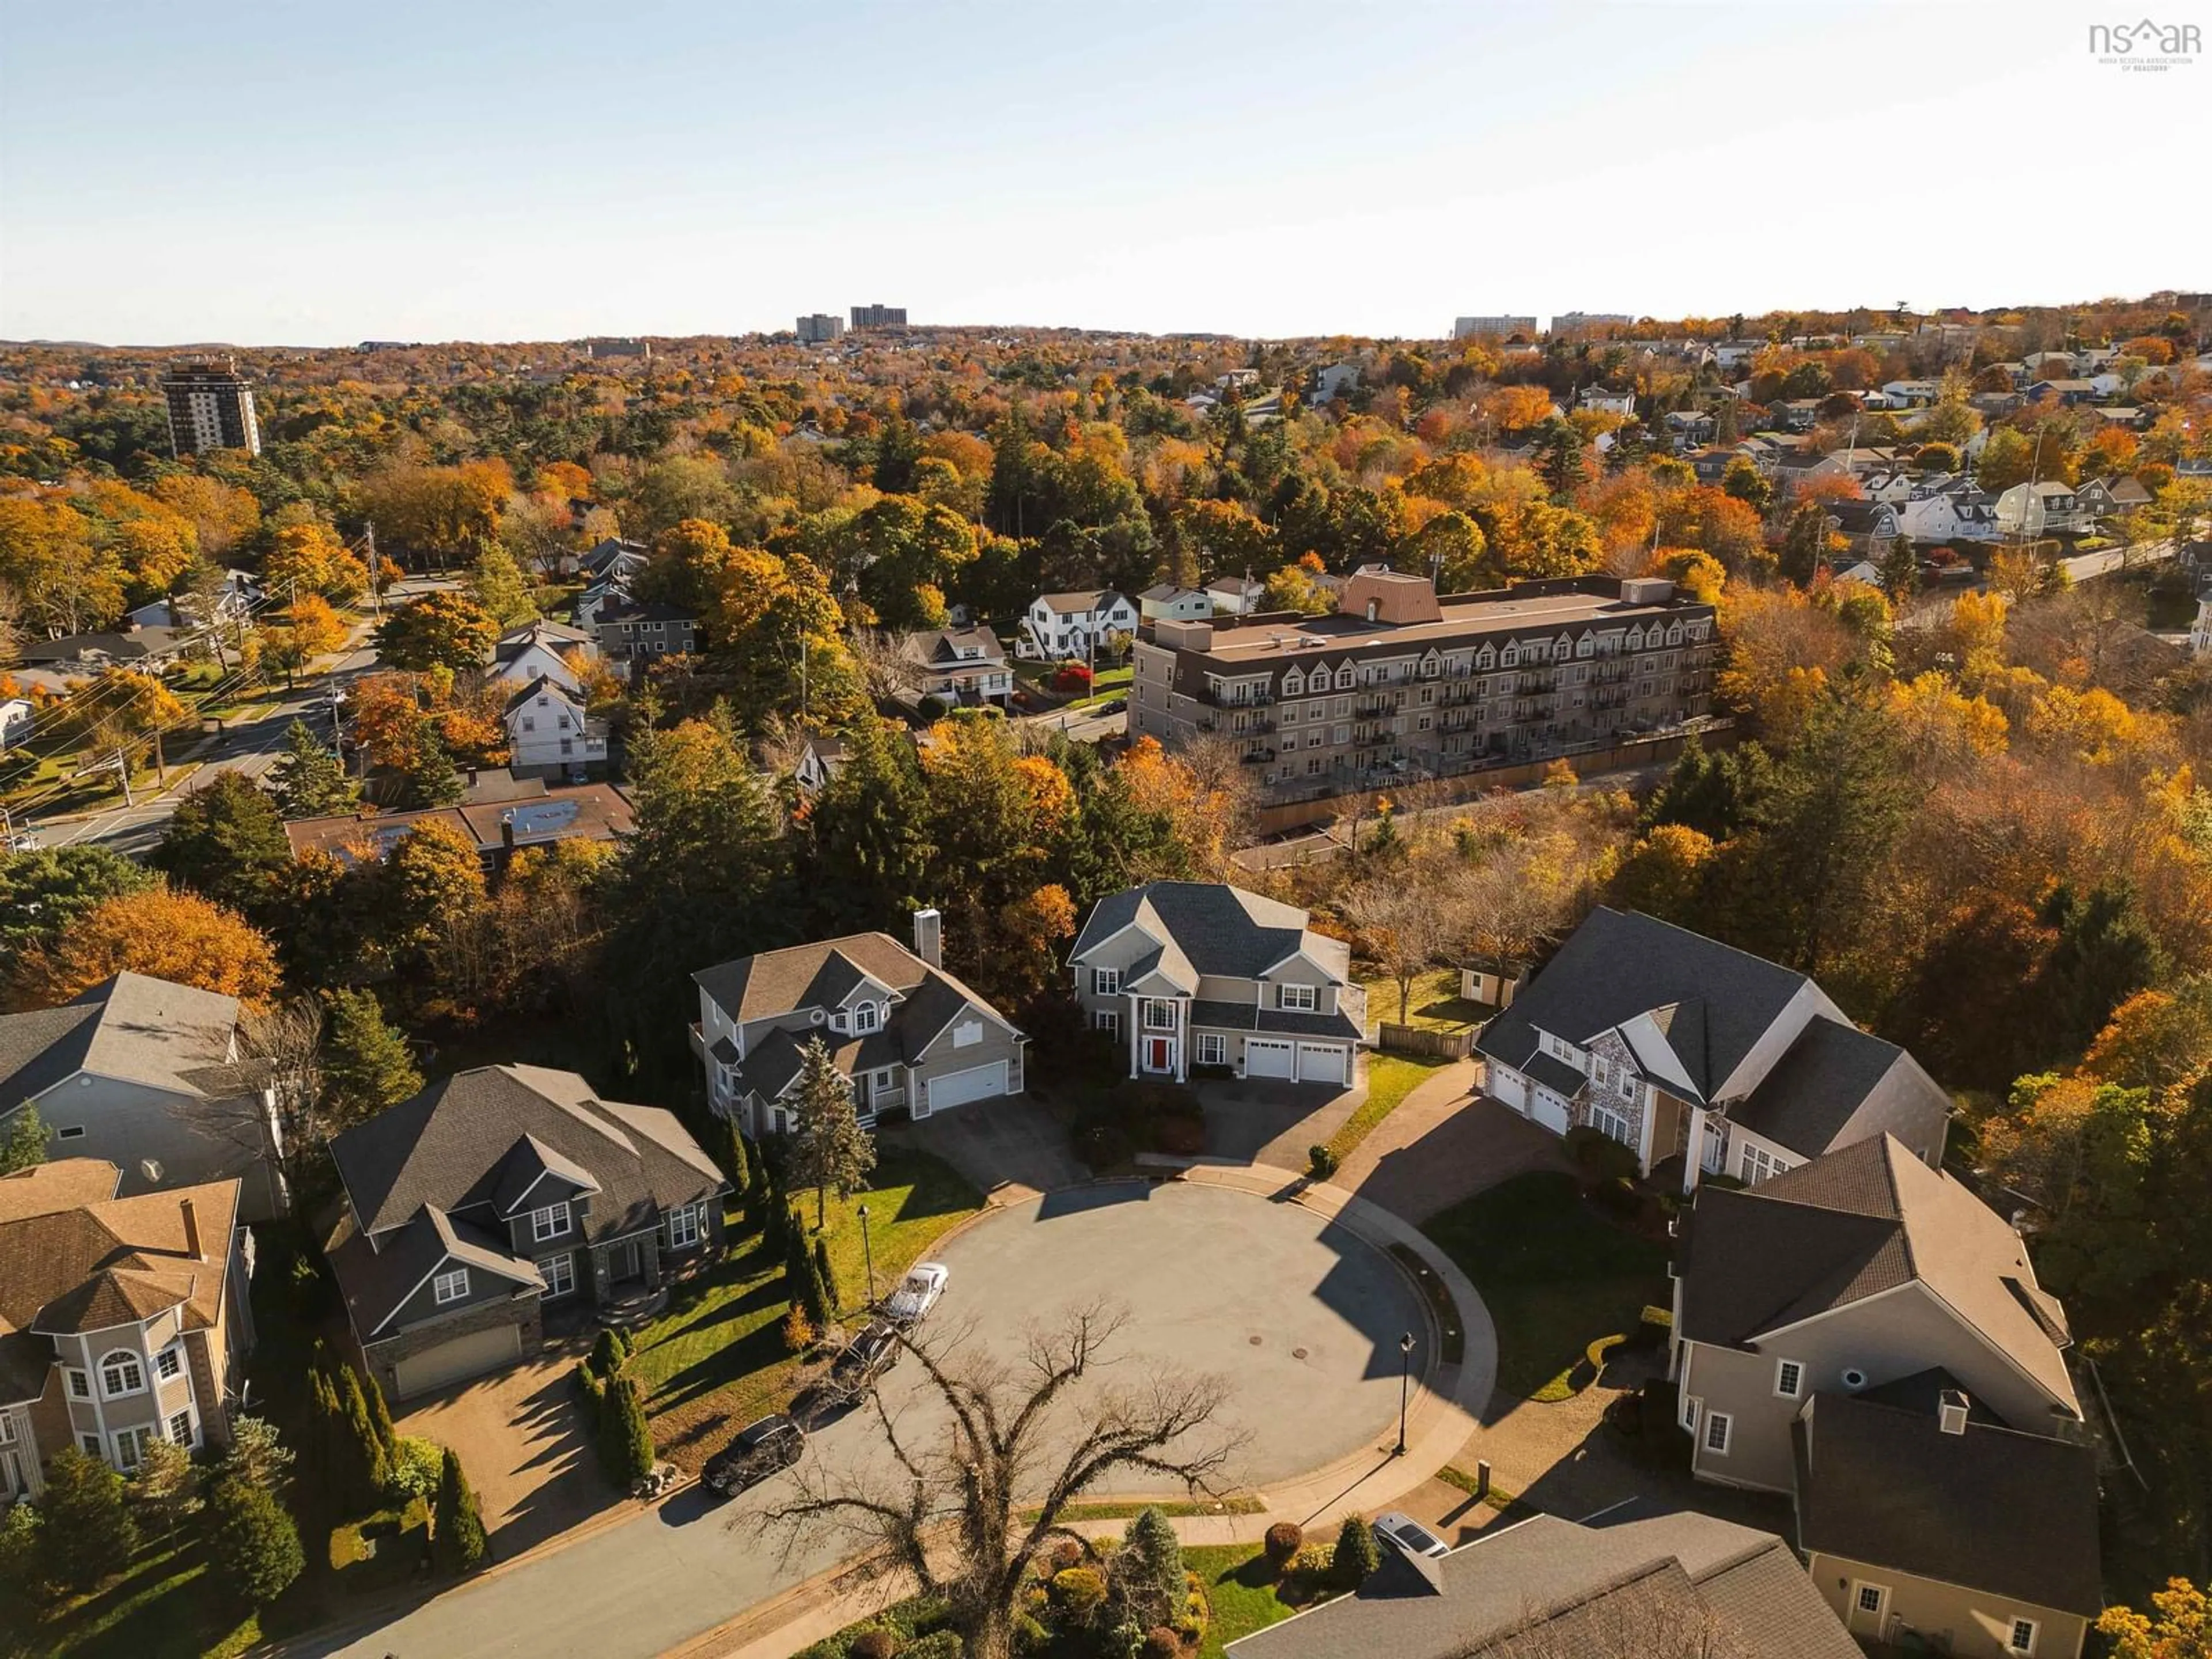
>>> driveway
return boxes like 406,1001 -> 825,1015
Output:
1194,1073 -> 1363,1171
888,1094 -> 1084,1203
395,1334 -> 606,1559
1343,1081 -> 1572,1226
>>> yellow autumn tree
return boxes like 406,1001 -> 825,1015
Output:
10,885 -> 281,1010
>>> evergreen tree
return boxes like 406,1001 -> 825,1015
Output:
267,719 -> 360,820
0,1104 -> 46,1176
468,546 -> 539,628
220,1415 -> 296,1494
785,1213 -> 830,1328
320,988 -> 423,1131
402,728 -> 467,807
147,771 -> 293,920
1777,501 -> 1831,588
597,1378 -> 655,1490
2039,881 -> 2171,1054
37,1448 -> 138,1590
431,1448 -> 489,1573
1332,1512 -> 1381,1587
802,717 -> 934,934
1121,1507 -> 1185,1626
359,1360 -> 397,1454
786,1036 -> 876,1229
209,1478 -> 304,1606
812,1233 -> 840,1317
327,1358 -> 392,1508
0,844 -> 157,957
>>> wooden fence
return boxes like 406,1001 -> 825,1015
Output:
1376,1023 -> 1474,1060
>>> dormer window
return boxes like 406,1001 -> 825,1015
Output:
853,1001 -> 881,1034
1277,984 -> 1317,1013
530,1201 -> 571,1243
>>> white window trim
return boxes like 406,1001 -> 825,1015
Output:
1196,1033 -> 1226,1066
1854,1582 -> 1889,1618
433,1267 -> 471,1306
668,1202 -> 703,1249
853,1002 -> 881,1034
1141,998 -> 1177,1031
168,1407 -> 198,1449
99,1350 -> 146,1399
1092,967 -> 1120,996
1703,1411 -> 1732,1455
155,1344 -> 184,1381
1774,1358 -> 1804,1399
1093,1010 -> 1120,1038
1277,983 -> 1317,1012
530,1200 -> 571,1243
1590,1104 -> 1631,1146
67,1368 -> 90,1400
541,1252 -> 577,1299
2007,1616 -> 2039,1655
111,1424 -> 156,1472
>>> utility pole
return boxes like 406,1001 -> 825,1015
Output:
365,521 -> 385,622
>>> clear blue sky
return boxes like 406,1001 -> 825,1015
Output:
3,0 -> 2205,345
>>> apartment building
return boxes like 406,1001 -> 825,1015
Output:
796,313 -> 844,344
850,303 -> 907,328
1128,567 -> 1717,807
1452,314 -> 1539,338
160,355 -> 261,457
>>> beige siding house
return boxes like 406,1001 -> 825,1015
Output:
1067,882 -> 1363,1086
692,913 -> 1027,1137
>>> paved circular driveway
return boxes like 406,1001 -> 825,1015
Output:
904,1179 -> 1427,1489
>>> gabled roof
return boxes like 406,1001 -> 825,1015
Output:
1034,589 -> 1126,614
1794,1391 -> 2102,1616
503,673 -> 584,716
904,625 -> 1004,666
1679,1137 -> 2080,1415
1225,1511 -> 1857,1659
1728,1017 -> 1949,1160
1473,910 -> 1813,1103
1069,882 -> 1348,984
0,972 -> 243,1107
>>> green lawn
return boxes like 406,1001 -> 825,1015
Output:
1186,1544 -> 1313,1657
1422,1172 -> 1671,1402
1325,1052 -> 1453,1164
627,1150 -> 983,1468
1359,966 -> 1484,1032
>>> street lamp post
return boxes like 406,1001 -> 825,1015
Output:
857,1203 -> 876,1308
1396,1332 -> 1415,1455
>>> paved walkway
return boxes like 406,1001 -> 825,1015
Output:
1197,1071 -> 1365,1172
1340,1067 -> 1571,1225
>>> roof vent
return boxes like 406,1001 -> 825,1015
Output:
1938,1388 -> 1971,1435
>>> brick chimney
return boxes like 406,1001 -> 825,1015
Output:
912,907 -> 942,968
180,1196 -> 203,1262
1938,1387 -> 1970,1435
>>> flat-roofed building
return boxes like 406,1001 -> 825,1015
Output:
1130,567 -> 1716,806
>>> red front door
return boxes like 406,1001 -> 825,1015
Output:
1143,1035 -> 1175,1073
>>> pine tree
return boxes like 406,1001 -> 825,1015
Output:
0,1104 -> 46,1175
1122,1507 -> 1184,1626
812,1233 -> 841,1316
431,1448 -> 488,1573
332,1360 -> 392,1507
785,1214 -> 829,1328
320,988 -> 423,1131
361,1364 -> 396,1455
403,729 -> 466,808
147,771 -> 293,919
802,717 -> 935,934
210,1477 -> 305,1606
37,1448 -> 138,1590
597,1377 -> 655,1489
1332,1512 -> 1381,1587
786,1037 -> 877,1229
267,719 -> 359,820
723,1119 -> 752,1199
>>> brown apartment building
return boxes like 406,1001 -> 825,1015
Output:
1129,566 -> 1717,806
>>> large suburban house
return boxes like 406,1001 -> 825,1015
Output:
1226,1510 -> 1858,1658
1067,882 -> 1365,1086
1018,590 -> 1138,660
489,619 -> 597,695
692,913 -> 1027,1137
902,626 -> 1013,707
503,675 -> 607,781
0,972 -> 286,1222
282,782 -> 635,868
1994,481 -> 2092,539
1475,909 -> 1951,1191
0,1160 -> 253,1495
325,1065 -> 726,1401
594,599 -> 699,661
1137,585 -> 1213,625
1130,569 -> 1715,809
1897,479 -> 2001,544
2073,474 -> 2153,520
1674,1135 -> 2096,1657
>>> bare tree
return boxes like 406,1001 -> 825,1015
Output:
849,626 -> 925,703
760,1302 -> 1238,1659
1342,863 -> 1469,1024
168,999 -> 325,1218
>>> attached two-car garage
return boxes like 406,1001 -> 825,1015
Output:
390,1323 -> 521,1400
1241,1039 -> 1350,1085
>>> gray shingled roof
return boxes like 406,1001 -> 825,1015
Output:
1794,1391 -> 2102,1616
1730,1018 -> 1949,1161
0,972 -> 241,1107
1226,1512 -> 1858,1659
1070,882 -> 1349,983
1473,910 -> 1810,1102
1680,1137 -> 2079,1414
1187,1000 -> 1364,1042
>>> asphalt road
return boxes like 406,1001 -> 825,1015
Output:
306,1183 -> 1419,1659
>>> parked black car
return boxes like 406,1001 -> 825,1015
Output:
701,1413 -> 804,1498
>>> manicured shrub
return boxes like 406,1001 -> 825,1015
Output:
1120,1506 -> 1184,1627
598,1375 -> 656,1488
1142,1630 -> 1179,1659
1049,1566 -> 1108,1621
1592,1174 -> 1643,1220
431,1447 -> 488,1574
849,1630 -> 898,1659
210,1477 -> 305,1606
388,1435 -> 445,1505
1563,1124 -> 1639,1185
0,1501 -> 43,1600
589,1327 -> 630,1379
37,1448 -> 137,1590
916,695 -> 948,722
1307,1143 -> 1339,1179
1074,1121 -> 1132,1171
783,1305 -> 819,1353
1263,1520 -> 1303,1571
814,1233 -> 842,1315
903,1635 -> 963,1659
575,1358 -> 607,1408
1332,1512 -> 1381,1586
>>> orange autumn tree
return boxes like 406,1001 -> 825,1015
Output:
10,885 -> 281,1011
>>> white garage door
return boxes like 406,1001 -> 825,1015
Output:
923,1060 -> 1007,1115
1297,1044 -> 1348,1085
1244,1039 -> 1296,1079
392,1322 -> 521,1400
1490,1066 -> 1528,1111
1531,1088 -> 1571,1135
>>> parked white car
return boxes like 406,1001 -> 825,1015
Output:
1372,1511 -> 1450,1559
884,1262 -> 949,1325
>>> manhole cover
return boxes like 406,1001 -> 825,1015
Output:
1248,1335 -> 1263,1346
1291,1347 -> 1309,1360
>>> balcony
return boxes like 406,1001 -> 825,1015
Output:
1238,747 -> 1276,765
1353,695 -> 1394,717
1203,686 -> 1275,709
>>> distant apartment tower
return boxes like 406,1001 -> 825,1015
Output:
160,355 -> 261,457
1552,312 -> 1635,332
796,312 -> 846,344
851,303 -> 908,329
1453,315 -> 1539,339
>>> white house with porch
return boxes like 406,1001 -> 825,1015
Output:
1474,909 -> 1950,1192
1067,882 -> 1365,1086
